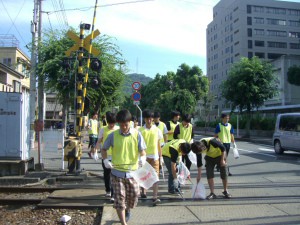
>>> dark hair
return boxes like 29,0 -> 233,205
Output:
106,112 -> 116,124
116,109 -> 132,123
191,141 -> 206,154
221,113 -> 228,118
171,110 -> 180,118
154,111 -> 160,118
179,142 -> 191,155
132,115 -> 137,122
142,109 -> 154,118
182,114 -> 192,123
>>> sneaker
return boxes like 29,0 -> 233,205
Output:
152,198 -> 161,206
222,191 -> 232,199
140,193 -> 147,198
125,210 -> 131,222
88,152 -> 92,158
228,172 -> 233,176
175,188 -> 184,194
105,192 -> 111,197
206,193 -> 217,200
110,197 -> 114,203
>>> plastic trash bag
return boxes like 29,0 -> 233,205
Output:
188,151 -> 197,165
92,152 -> 99,161
60,215 -> 71,223
191,181 -> 206,199
177,162 -> 190,185
130,161 -> 159,189
233,147 -> 239,159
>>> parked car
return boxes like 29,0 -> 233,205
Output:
272,113 -> 300,154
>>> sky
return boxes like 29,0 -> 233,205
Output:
0,0 -> 221,78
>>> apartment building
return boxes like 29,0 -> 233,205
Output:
207,0 -> 300,114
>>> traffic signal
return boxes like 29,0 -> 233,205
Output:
60,76 -> 69,88
90,59 -> 102,73
91,76 -> 101,89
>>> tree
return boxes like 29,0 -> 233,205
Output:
287,65 -> 300,86
37,28 -> 125,130
220,57 -> 278,137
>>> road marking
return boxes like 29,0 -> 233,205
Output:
258,148 -> 274,152
238,148 -> 277,158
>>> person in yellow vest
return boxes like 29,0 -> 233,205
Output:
214,113 -> 236,176
166,110 -> 180,142
162,139 -> 191,194
153,111 -> 168,146
174,113 -> 194,171
191,137 -> 232,199
131,115 -> 140,131
139,109 -> 163,206
95,112 -> 119,202
87,112 -> 99,158
101,109 -> 147,225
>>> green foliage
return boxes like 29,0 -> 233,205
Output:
37,28 -> 126,115
221,57 -> 278,113
287,65 -> 300,86
123,73 -> 153,96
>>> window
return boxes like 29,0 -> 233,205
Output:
267,30 -> 287,37
255,40 -> 264,47
247,5 -> 251,14
225,47 -> 230,54
289,32 -> 300,38
289,20 -> 300,27
253,6 -> 264,13
248,40 -> 253,49
268,53 -> 283,59
255,52 -> 265,58
267,18 -> 286,26
254,29 -> 264,36
3,58 -> 12,67
289,9 -> 300,16
254,17 -> 264,24
248,28 -> 252,37
268,41 -> 287,48
247,17 -> 252,25
290,43 -> 300,49
266,7 -> 286,14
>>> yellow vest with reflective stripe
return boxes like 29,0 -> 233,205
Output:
201,137 -> 222,158
111,129 -> 139,172
167,121 -> 179,141
103,126 -> 119,156
178,123 -> 192,142
88,119 -> 98,135
139,126 -> 158,155
156,122 -> 166,144
218,123 -> 232,143
162,139 -> 186,158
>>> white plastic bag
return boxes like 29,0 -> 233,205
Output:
191,181 -> 206,199
233,147 -> 239,159
130,161 -> 159,189
177,162 -> 190,185
92,152 -> 99,161
188,151 -> 197,165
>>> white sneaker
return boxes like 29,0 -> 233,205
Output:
105,192 -> 111,197
110,197 -> 114,202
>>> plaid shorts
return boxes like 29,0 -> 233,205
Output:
146,158 -> 160,177
111,174 -> 140,210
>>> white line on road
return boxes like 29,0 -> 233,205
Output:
238,148 -> 277,158
258,148 -> 274,152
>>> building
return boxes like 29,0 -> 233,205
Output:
206,0 -> 300,114
0,35 -> 31,93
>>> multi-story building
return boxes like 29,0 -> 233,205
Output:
207,0 -> 300,115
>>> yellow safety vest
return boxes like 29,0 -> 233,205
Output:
88,119 -> 98,135
139,126 -> 159,155
178,123 -> 192,142
111,129 -> 139,172
156,122 -> 166,145
103,126 -> 119,156
218,123 -> 232,143
167,121 -> 179,141
162,139 -> 186,158
201,137 -> 222,158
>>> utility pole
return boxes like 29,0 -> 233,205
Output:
38,0 -> 44,123
29,0 -> 38,150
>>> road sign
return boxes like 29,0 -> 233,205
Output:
133,101 -> 140,105
132,81 -> 141,90
65,30 -> 101,56
132,92 -> 141,101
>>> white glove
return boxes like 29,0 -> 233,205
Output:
173,178 -> 179,189
233,142 -> 237,149
139,155 -> 146,167
103,159 -> 113,169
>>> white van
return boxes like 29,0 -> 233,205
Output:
272,113 -> 300,154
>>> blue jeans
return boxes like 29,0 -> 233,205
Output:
163,156 -> 175,192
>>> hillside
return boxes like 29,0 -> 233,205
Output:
123,73 -> 153,95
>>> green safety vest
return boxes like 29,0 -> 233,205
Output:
201,137 -> 222,158
162,139 -> 186,158
139,126 -> 159,155
111,129 -> 139,172
88,119 -> 98,135
103,126 -> 119,156
218,123 -> 232,143
167,121 -> 179,141
156,122 -> 166,145
178,123 -> 192,142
